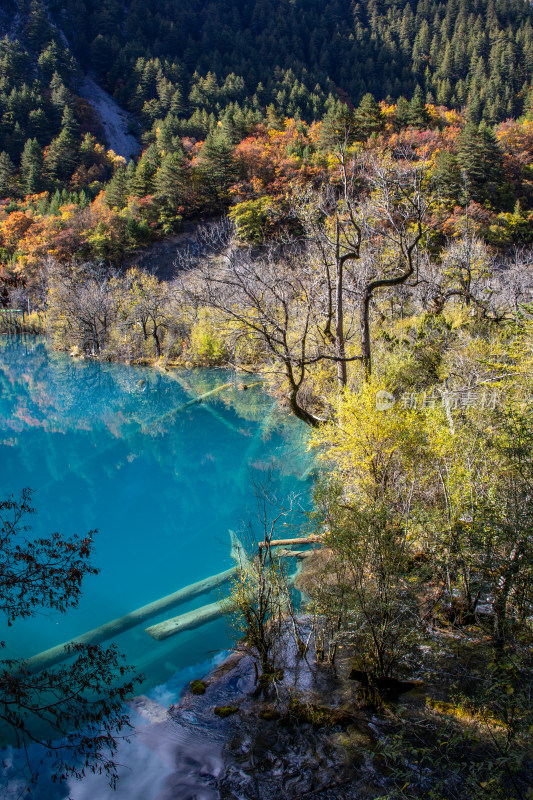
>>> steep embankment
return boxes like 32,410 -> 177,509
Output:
79,77 -> 140,161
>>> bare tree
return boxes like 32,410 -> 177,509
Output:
118,267 -> 170,359
291,146 -> 363,390
293,149 -> 439,380
179,152 -> 439,424
47,262 -> 117,356
187,245 -> 363,426
356,154 -> 438,377
225,472 -> 304,684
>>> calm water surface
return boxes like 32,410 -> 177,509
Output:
0,336 -> 311,691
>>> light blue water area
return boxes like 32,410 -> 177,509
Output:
0,335 -> 311,690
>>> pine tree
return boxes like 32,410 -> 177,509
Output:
266,104 -> 283,130
105,164 -> 129,209
130,145 -> 159,197
60,105 -> 79,140
21,138 -> 43,195
457,122 -> 509,208
525,84 -> 533,120
24,0 -> 52,52
49,72 -> 71,113
154,151 -> 186,209
394,96 -> 410,130
197,129 -> 237,204
320,102 -> 356,148
0,151 -> 15,199
28,107 -> 53,145
354,93 -> 383,140
6,121 -> 25,161
434,151 -> 463,204
408,85 -> 429,128
44,125 -> 79,187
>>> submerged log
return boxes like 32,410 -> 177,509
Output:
274,549 -> 309,558
229,528 -> 251,570
142,381 -> 234,432
40,381 -> 237,494
22,568 -> 236,675
145,601 -> 224,641
146,537 -> 306,643
258,536 -> 323,549
167,374 -> 244,434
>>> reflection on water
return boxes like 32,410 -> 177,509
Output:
2,653 -> 228,800
0,335 -> 311,691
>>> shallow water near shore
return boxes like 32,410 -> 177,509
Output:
0,335 -> 313,797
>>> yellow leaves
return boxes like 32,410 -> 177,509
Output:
107,150 -> 127,168
59,203 -> 78,222
379,102 -> 396,118
0,211 -> 34,251
312,380 -> 425,501
425,103 -> 441,123
439,108 -> 462,127
307,121 -> 323,146
189,308 -> 229,366
495,118 -> 533,155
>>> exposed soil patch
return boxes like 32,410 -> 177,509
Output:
128,216 -> 228,280
79,76 -> 140,161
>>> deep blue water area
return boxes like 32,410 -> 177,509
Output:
0,336 -> 311,692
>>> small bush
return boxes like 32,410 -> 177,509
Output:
214,705 -> 238,717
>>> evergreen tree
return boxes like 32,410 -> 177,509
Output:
457,122 -> 509,208
0,151 -> 15,199
154,151 -> 186,209
524,84 -> 533,119
320,103 -> 356,149
24,0 -> 52,52
408,86 -> 429,128
197,129 -> 237,205
6,121 -> 25,160
434,151 -> 463,204
21,137 -> 43,195
105,164 -> 129,209
266,104 -> 283,130
130,145 -> 159,197
354,93 -> 383,140
44,124 -> 79,187
394,96 -> 411,130
28,107 -> 53,145
60,104 -> 79,140
49,72 -> 71,113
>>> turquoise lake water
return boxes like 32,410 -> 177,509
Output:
0,336 -> 311,693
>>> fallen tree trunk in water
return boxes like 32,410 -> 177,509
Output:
22,568 -> 236,675
146,601 -> 224,641
274,549 -> 309,558
146,548 -> 303,642
258,536 -> 323,549
143,381 -> 234,432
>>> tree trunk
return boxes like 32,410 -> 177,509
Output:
493,596 -> 507,657
360,291 -> 372,379
336,256 -> 347,389
288,387 -> 321,427
152,325 -> 161,358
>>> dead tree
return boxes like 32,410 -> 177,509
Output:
356,154 -> 439,377
187,245 -> 363,426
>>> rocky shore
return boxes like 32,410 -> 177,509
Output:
127,619 -> 413,800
